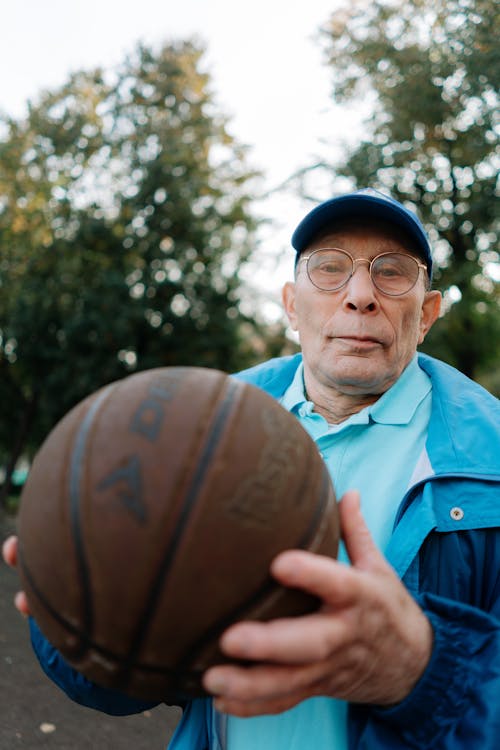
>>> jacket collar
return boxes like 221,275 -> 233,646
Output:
235,353 -> 500,479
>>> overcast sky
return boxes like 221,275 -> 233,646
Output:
0,0 -> 366,310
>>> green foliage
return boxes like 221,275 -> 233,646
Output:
0,41 -> 282,499
320,0 -> 499,387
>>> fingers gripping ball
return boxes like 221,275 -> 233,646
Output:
17,367 -> 339,701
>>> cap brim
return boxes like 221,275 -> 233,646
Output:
291,193 -> 432,275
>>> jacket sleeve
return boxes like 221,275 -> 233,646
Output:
351,594 -> 500,748
349,523 -> 500,750
29,617 -> 160,716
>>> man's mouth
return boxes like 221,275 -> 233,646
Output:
331,335 -> 384,349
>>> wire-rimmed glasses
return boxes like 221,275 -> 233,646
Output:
299,248 -> 427,296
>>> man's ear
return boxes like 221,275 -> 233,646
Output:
282,282 -> 298,331
418,290 -> 442,343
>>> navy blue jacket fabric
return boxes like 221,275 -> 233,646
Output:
29,354 -> 500,748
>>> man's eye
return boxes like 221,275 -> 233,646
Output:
378,266 -> 401,277
318,262 -> 345,274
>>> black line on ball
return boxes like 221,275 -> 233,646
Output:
68,384 -> 116,644
175,462 -> 334,671
17,548 -> 106,664
19,462 -> 333,700
118,376 -> 242,682
296,461 -> 334,550
17,552 -> 209,697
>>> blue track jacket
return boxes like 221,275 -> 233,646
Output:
29,354 -> 500,749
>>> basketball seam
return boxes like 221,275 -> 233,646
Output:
116,376 -> 243,683
174,462 -> 335,674
68,383 -> 117,652
19,463 -> 333,700
19,372 -> 337,702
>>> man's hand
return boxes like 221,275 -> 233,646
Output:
202,490 -> 433,717
2,535 -> 30,616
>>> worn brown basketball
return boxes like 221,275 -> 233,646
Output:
17,367 -> 339,701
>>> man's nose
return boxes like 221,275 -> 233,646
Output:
342,263 -> 379,312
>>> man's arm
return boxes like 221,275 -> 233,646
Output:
202,491 -> 500,748
29,617 -> 159,716
350,589 -> 500,748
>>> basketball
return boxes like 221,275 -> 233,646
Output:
17,367 -> 339,701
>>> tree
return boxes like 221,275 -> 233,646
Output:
0,41 -> 279,507
0,70 -> 111,499
315,0 -> 499,386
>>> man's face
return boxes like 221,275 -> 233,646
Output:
282,222 -> 441,399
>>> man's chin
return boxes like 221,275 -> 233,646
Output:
323,362 -> 398,397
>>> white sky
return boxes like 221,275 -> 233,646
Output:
0,0 -> 366,317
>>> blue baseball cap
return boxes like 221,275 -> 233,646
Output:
291,188 -> 433,278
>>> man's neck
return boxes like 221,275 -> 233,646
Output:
303,379 -> 381,425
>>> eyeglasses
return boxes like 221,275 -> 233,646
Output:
299,248 -> 427,296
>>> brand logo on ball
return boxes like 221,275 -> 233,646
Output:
97,455 -> 146,523
226,410 -> 305,526
130,374 -> 182,442
95,372 -> 183,523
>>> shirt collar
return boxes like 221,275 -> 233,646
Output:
369,355 -> 431,425
280,360 -> 310,413
280,354 -> 431,427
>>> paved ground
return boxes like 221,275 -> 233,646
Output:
0,510 -> 182,750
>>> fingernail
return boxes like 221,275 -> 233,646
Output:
203,671 -> 227,695
271,551 -> 301,580
14,592 -> 29,618
221,631 -> 246,654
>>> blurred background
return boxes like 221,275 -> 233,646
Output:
1,0 -> 499,507
0,1 -> 498,746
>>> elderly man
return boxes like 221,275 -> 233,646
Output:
4,189 -> 500,749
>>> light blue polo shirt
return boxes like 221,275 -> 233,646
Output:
226,355 -> 432,750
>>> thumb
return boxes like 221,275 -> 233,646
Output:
339,490 -> 386,572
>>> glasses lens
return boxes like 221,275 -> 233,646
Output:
307,250 -> 352,290
371,253 -> 419,295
